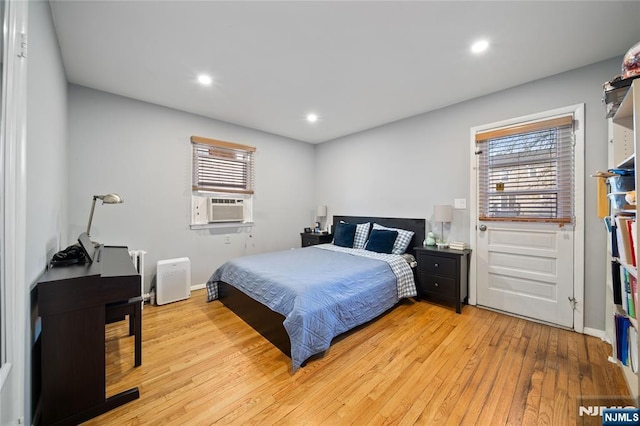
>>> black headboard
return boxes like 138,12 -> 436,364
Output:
332,215 -> 425,256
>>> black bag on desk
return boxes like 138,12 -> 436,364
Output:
50,244 -> 86,267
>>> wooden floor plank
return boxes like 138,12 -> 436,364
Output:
475,319 -> 534,425
415,313 -> 499,424
81,289 -> 632,425
536,327 -> 558,426
443,313 -> 512,425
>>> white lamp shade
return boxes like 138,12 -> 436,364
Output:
100,193 -> 123,204
316,205 -> 327,217
433,205 -> 452,223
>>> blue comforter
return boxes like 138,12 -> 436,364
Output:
206,245 -> 415,370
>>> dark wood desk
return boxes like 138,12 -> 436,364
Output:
36,245 -> 141,425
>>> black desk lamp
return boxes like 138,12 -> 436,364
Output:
86,193 -> 123,237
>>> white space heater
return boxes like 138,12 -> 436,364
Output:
129,249 -> 147,308
156,257 -> 191,305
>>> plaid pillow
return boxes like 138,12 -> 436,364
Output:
353,222 -> 371,249
372,223 -> 414,255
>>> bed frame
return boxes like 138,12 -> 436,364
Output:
217,215 -> 426,360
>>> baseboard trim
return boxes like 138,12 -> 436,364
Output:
191,283 -> 206,291
583,327 -> 608,341
476,305 -> 607,338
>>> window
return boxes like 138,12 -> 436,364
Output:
190,136 -> 255,227
191,136 -> 255,194
476,115 -> 574,224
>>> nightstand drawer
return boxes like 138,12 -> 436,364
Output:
418,254 -> 456,277
300,233 -> 333,247
420,273 -> 456,298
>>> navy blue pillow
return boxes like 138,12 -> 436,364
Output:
333,222 -> 357,248
365,229 -> 398,254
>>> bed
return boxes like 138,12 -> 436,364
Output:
206,215 -> 425,370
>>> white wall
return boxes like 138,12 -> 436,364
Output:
316,57 -> 619,331
67,85 -> 316,291
23,0 -> 68,424
26,0 -> 68,285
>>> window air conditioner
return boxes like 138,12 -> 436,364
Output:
207,198 -> 244,223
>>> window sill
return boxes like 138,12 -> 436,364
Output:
190,222 -> 254,230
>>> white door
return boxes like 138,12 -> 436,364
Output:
476,221 -> 574,327
472,106 -> 584,329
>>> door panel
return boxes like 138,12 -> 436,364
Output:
477,221 -> 574,327
488,228 -> 557,250
489,251 -> 557,275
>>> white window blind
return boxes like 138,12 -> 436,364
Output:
476,115 -> 574,224
191,136 -> 255,194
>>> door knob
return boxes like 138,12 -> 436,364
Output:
479,224 -> 487,231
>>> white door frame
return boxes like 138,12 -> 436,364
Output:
469,104 -> 585,333
0,0 -> 28,424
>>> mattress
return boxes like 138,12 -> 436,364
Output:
207,244 -> 417,370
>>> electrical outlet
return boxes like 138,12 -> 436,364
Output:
224,235 -> 231,244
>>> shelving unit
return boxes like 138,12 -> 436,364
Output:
606,80 -> 640,404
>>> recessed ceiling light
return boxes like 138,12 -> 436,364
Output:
306,113 -> 318,123
471,39 -> 489,54
197,74 -> 213,86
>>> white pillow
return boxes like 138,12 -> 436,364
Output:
372,223 -> 414,255
353,222 -> 371,249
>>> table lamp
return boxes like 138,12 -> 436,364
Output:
316,205 -> 327,233
433,204 -> 452,248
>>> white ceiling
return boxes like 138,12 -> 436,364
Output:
50,1 -> 640,144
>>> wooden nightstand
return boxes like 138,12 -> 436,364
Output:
300,233 -> 333,247
414,246 -> 471,313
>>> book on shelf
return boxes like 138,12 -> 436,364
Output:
612,221 -> 620,258
617,264 -> 638,319
632,221 -> 638,266
613,260 -> 623,305
631,326 -> 639,374
632,273 -> 639,320
614,216 -> 635,266
614,313 -> 632,366
621,265 -> 629,315
626,219 -> 637,267
625,268 -> 636,318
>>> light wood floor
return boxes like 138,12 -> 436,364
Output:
88,289 -> 631,425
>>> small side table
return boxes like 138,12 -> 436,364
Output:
414,246 -> 471,313
300,232 -> 333,247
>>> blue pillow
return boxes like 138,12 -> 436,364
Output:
333,222 -> 357,248
372,223 -> 414,255
365,229 -> 398,254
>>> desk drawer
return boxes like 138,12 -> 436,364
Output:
418,254 -> 456,277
